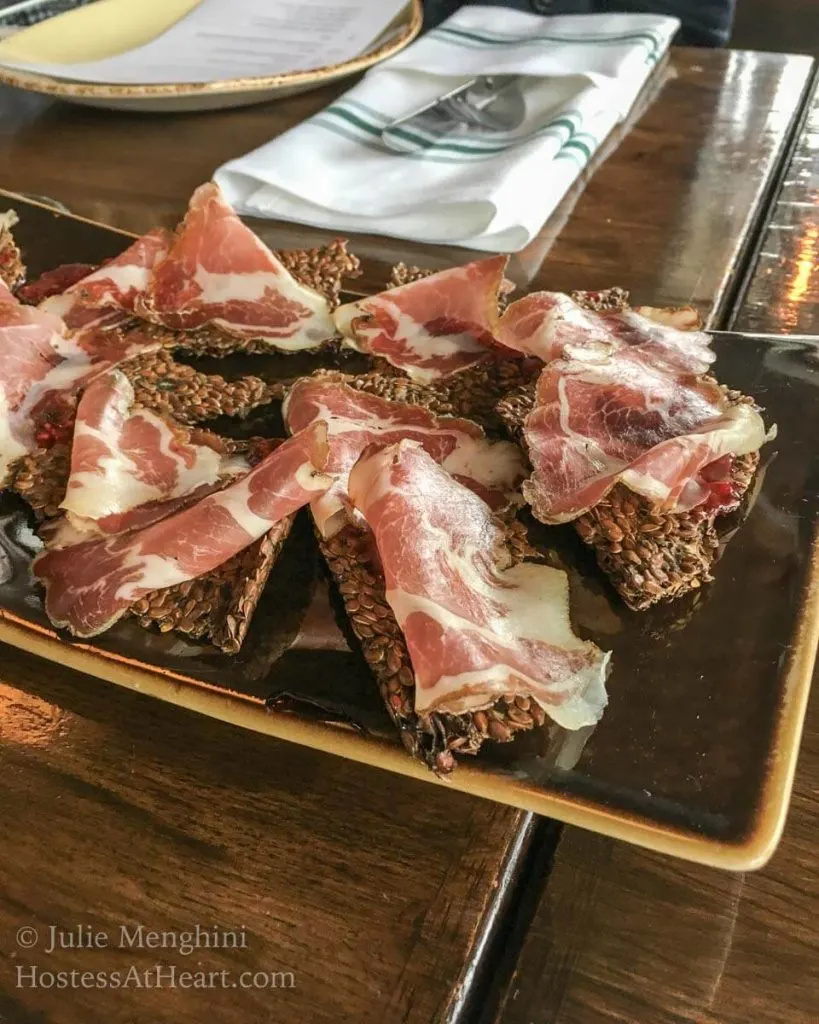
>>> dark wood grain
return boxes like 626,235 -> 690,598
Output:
733,0 -> 819,58
0,49 -> 811,312
488,676 -> 819,1024
731,67 -> 819,334
0,647 -> 534,1024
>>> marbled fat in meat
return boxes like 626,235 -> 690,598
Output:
499,292 -> 715,375
283,376 -> 525,537
334,256 -> 510,382
348,441 -> 610,727
61,369 -> 245,535
138,183 -> 334,351
522,343 -> 770,523
34,422 -> 331,637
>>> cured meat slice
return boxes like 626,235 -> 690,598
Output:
27,293 -> 166,421
70,230 -> 169,312
34,421 -> 331,637
497,292 -> 575,363
16,263 -> 97,304
48,303 -> 162,365
0,301 -> 70,483
282,376 -> 525,538
348,441 -> 610,726
41,229 -> 171,315
138,183 -> 335,351
40,245 -> 168,368
0,304 -> 64,407
334,256 -> 510,383
522,344 -> 770,525
61,369 -> 246,535
499,292 -> 714,376
35,232 -> 169,370
36,231 -> 171,364
0,303 -> 165,472
0,278 -> 16,304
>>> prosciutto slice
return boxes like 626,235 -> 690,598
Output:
42,229 -> 171,315
0,278 -> 15,304
61,369 -> 246,536
499,292 -> 714,375
0,219 -> 195,486
23,289 -> 166,443
348,441 -> 610,726
282,376 -> 525,537
0,300 -> 165,468
334,256 -> 509,383
523,343 -> 770,524
16,263 -> 97,304
0,300 -> 71,482
40,235 -> 170,366
46,303 -> 162,365
137,183 -> 334,351
34,422 -> 331,637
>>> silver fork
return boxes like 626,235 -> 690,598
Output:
380,75 -> 526,154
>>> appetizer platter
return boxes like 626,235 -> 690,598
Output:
0,188 -> 816,870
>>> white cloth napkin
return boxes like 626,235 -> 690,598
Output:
214,8 -> 679,253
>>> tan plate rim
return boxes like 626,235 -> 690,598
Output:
1,192 -> 817,872
0,0 -> 421,99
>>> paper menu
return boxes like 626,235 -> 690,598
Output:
0,0 -> 411,84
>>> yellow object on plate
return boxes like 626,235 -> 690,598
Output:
0,0 -> 201,64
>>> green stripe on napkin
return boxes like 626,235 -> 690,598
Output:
434,25 -> 661,63
315,99 -> 588,162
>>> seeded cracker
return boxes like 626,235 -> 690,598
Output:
121,349 -> 284,425
278,238 -> 361,311
10,444 -> 70,520
569,286 -> 630,312
317,359 -> 536,431
388,263 -> 433,289
130,519 -> 293,653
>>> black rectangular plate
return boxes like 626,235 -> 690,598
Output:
1,192 -> 816,870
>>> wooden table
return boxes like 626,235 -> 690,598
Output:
0,48 -> 814,1024
0,48 -> 811,311
730,62 -> 819,334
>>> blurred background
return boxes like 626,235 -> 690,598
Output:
734,0 -> 818,54
0,0 -> 817,56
